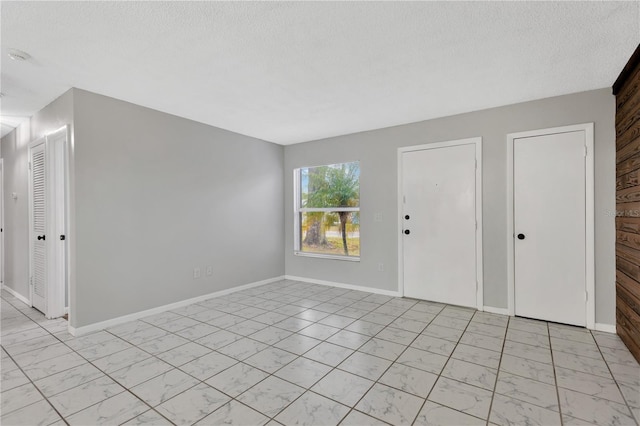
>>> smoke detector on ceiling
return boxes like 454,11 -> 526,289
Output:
8,49 -> 31,61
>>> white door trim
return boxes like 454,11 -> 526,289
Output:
506,123 -> 595,329
47,126 -> 69,319
398,137 -> 483,309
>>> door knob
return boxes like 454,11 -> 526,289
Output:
404,215 -> 410,220
517,234 -> 525,240
37,235 -> 45,241
404,230 -> 410,235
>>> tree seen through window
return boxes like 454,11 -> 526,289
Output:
297,162 -> 360,257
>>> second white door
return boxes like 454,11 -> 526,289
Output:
513,129 -> 588,326
401,140 -> 481,308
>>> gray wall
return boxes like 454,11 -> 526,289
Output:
71,89 -> 284,328
1,87 -> 616,327
1,129 -> 29,298
284,88 -> 616,325
2,88 -> 284,329
1,90 -> 74,300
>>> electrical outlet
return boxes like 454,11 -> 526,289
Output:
378,263 -> 384,271
193,267 -> 201,279
374,212 -> 383,222
206,266 -> 213,276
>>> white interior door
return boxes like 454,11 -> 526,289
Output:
29,141 -> 47,314
402,141 -> 480,308
514,130 -> 587,326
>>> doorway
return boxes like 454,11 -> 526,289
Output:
398,138 -> 483,309
28,126 -> 69,319
507,123 -> 595,328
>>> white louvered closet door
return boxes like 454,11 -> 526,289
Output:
30,142 -> 47,313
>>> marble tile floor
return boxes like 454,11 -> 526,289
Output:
1,279 -> 639,426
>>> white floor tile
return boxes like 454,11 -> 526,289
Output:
275,391 -> 350,426
274,357 -> 332,388
0,399 -> 61,426
237,376 -> 304,417
122,410 -> 173,425
495,371 -> 559,410
340,409 -> 389,425
441,358 -> 497,391
48,376 -> 124,417
196,400 -> 269,426
303,341 -> 354,367
415,401 -> 485,425
338,351 -> 392,381
490,393 -> 561,426
2,282 -> 639,426
428,377 -> 493,420
379,363 -> 438,398
34,363 -> 104,397
2,382 -> 45,415
111,357 -> 174,388
130,369 -> 199,407
311,369 -> 374,407
179,351 -> 237,380
155,382 -> 230,425
355,383 -> 424,425
66,391 -> 147,426
206,362 -> 269,397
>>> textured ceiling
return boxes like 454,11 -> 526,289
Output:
1,1 -> 638,143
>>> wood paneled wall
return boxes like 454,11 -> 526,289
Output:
615,43 -> 640,363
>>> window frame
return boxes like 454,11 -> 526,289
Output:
293,162 -> 361,262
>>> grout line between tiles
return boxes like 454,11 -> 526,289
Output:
548,320 -> 565,426
485,314 -> 512,426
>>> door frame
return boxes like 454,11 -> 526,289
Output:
49,126 -> 69,319
397,137 -> 484,309
506,123 -> 595,329
27,126 -> 69,319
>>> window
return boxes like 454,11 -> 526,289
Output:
294,161 -> 360,260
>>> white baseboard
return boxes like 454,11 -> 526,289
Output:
481,305 -> 615,333
482,306 -> 510,316
594,323 -> 616,334
69,275 -> 285,336
284,275 -> 402,297
1,284 -> 31,306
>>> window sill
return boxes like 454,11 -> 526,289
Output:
294,252 -> 360,262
